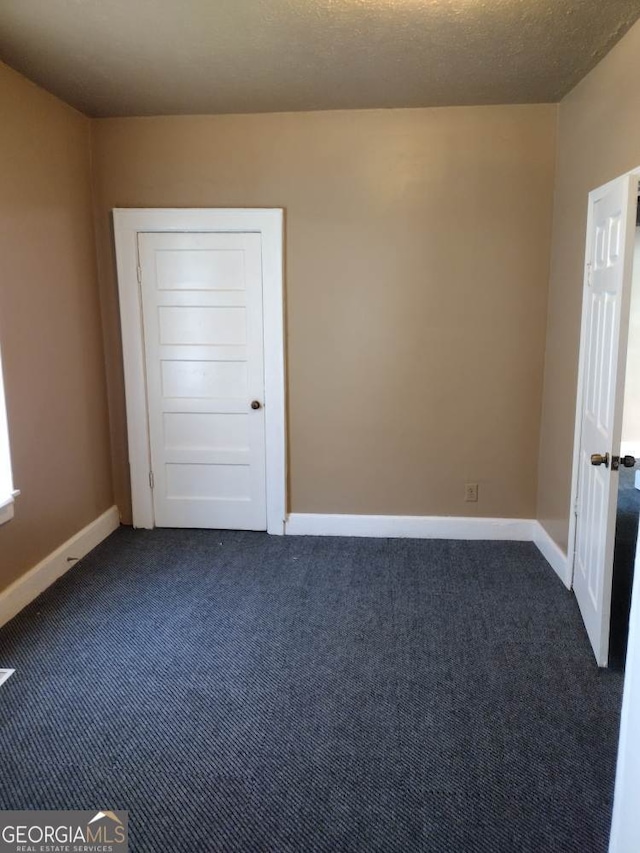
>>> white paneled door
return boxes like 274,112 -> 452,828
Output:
573,176 -> 637,666
138,232 -> 267,530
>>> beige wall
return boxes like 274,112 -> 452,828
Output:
1,17 -> 637,592
92,104 -> 557,523
0,62 -> 113,592
537,20 -> 640,552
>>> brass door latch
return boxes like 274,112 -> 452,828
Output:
591,453 -> 636,471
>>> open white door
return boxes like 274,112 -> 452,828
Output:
572,174 -> 638,666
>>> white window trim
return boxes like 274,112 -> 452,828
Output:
113,208 -> 287,534
0,342 -> 16,526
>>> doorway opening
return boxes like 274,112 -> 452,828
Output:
113,208 -> 287,535
609,199 -> 640,668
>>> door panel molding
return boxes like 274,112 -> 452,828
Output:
113,208 -> 286,534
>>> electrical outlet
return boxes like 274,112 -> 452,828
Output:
464,483 -> 478,502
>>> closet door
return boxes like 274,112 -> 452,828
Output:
138,231 -> 267,530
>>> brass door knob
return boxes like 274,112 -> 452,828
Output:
621,455 -> 637,468
251,400 -> 262,410
591,453 -> 609,467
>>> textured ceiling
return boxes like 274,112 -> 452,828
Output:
1,0 -> 639,117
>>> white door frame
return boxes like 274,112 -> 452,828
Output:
609,533 -> 640,852
567,170 -> 640,588
113,208 -> 286,534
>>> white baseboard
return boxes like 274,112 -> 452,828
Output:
0,506 -> 119,629
532,522 -> 571,589
285,513 -> 536,541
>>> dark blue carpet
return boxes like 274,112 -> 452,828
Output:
610,467 -> 640,667
0,529 -> 624,852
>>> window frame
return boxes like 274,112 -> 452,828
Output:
0,342 -> 16,526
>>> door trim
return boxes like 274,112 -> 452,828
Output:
113,208 -> 286,534
567,170 -> 640,591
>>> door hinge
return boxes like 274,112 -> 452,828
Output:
136,265 -> 142,285
586,262 -> 593,286
149,471 -> 155,490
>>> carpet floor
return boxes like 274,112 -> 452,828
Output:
0,530 -> 625,852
